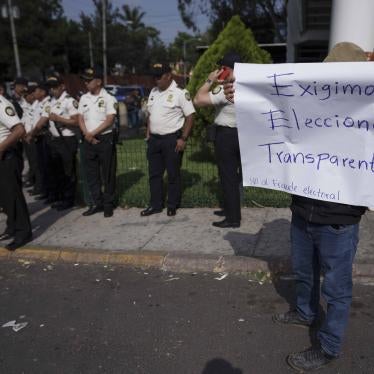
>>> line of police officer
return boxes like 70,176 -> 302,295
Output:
0,53 -> 242,251
0,67 -> 118,250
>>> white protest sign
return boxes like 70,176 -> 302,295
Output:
234,62 -> 374,207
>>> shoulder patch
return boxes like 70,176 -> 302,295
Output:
45,106 -> 51,114
73,100 -> 79,109
185,92 -> 191,101
212,86 -> 222,95
5,106 -> 15,117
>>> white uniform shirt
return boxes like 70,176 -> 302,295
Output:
0,95 -> 22,144
33,96 -> 51,126
209,85 -> 236,128
23,100 -> 38,133
42,91 -> 79,137
147,80 -> 195,135
78,88 -> 117,135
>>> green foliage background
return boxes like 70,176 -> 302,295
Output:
187,15 -> 272,138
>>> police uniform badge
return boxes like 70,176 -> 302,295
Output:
98,99 -> 105,108
167,94 -> 173,103
185,92 -> 191,101
212,86 -> 222,95
5,106 -> 15,117
45,106 -> 51,114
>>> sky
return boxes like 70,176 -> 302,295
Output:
61,0 -> 209,44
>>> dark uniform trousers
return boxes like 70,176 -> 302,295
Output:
148,132 -> 183,210
214,126 -> 242,223
46,135 -> 78,204
35,134 -> 48,195
0,150 -> 32,240
83,133 -> 116,208
24,140 -> 43,191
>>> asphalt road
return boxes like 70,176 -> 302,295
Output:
0,260 -> 373,374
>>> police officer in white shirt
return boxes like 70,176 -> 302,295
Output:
0,94 -> 32,251
27,82 -> 51,197
31,74 -> 79,210
78,67 -> 118,218
141,64 -> 195,217
22,84 -> 39,189
194,52 -> 242,228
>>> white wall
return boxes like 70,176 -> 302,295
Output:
330,0 -> 374,51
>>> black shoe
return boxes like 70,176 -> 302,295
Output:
212,219 -> 240,228
51,201 -> 63,209
24,180 -> 34,188
44,196 -> 59,205
0,232 -> 13,241
287,347 -> 336,372
272,310 -> 313,328
30,189 -> 43,196
56,202 -> 74,211
214,210 -> 225,217
5,235 -> 32,251
140,207 -> 162,216
82,205 -> 103,216
167,208 -> 176,216
35,193 -> 48,201
104,206 -> 113,218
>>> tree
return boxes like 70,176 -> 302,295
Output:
0,0 -> 77,79
177,0 -> 287,43
79,2 -> 167,74
187,15 -> 271,137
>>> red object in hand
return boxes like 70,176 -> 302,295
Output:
218,67 -> 230,81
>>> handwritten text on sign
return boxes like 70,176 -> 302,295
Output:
234,62 -> 374,206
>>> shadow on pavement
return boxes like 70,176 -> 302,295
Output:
30,206 -> 76,240
223,218 -> 295,309
201,358 -> 243,374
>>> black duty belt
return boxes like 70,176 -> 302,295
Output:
150,130 -> 181,139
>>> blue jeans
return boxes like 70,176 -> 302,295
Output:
291,214 -> 359,356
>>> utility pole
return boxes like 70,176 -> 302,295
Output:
102,0 -> 107,85
7,0 -> 21,76
88,31 -> 94,68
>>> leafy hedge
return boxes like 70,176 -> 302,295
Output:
187,15 -> 271,138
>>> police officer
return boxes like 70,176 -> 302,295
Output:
0,93 -> 32,251
27,81 -> 51,196
10,77 -> 28,118
23,84 -> 39,189
31,74 -> 79,210
141,63 -> 195,217
194,51 -> 242,228
78,67 -> 118,218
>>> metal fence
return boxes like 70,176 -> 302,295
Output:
88,132 -> 291,209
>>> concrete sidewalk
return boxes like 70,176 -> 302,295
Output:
1,194 -> 374,277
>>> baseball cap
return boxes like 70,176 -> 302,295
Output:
217,51 -> 242,69
324,42 -> 368,62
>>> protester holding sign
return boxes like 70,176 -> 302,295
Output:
194,51 -> 242,228
224,42 -> 369,372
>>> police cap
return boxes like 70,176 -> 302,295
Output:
46,73 -> 64,87
150,63 -> 172,78
80,67 -> 103,81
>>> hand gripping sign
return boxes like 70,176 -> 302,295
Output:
234,62 -> 374,207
